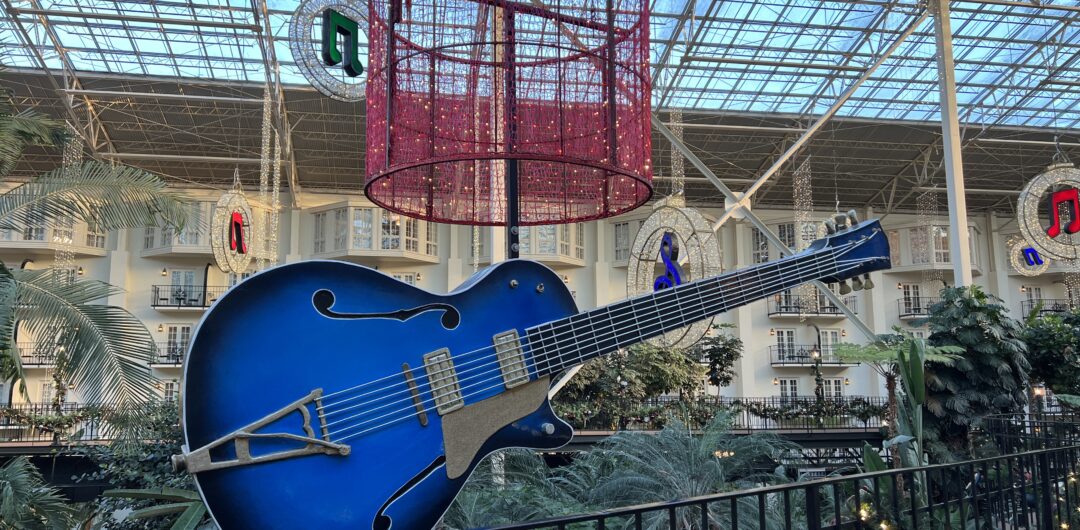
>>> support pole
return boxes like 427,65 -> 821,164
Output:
933,0 -> 973,286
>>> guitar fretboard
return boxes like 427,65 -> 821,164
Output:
526,245 -> 841,377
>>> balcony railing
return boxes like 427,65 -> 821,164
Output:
767,345 -> 855,366
767,295 -> 856,317
151,342 -> 188,365
1020,298 -> 1075,316
897,297 -> 940,319
14,342 -> 57,366
150,285 -> 229,309
0,402 -> 179,445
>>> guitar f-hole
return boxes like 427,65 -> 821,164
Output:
312,289 -> 461,329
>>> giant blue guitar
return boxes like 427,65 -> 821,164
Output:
174,213 -> 891,529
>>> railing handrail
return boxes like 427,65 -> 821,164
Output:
767,295 -> 857,314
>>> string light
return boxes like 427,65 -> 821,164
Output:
916,190 -> 943,291
1008,235 -> 1050,277
288,0 -> 366,102
792,156 -> 817,316
257,87 -> 273,270
211,170 -> 254,274
54,122 -> 82,285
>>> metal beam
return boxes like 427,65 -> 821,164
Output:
101,153 -> 262,164
62,89 -> 264,105
933,0 -> 973,286
8,7 -> 262,31
659,123 -> 808,133
914,186 -> 1019,196
680,56 -> 869,72
974,138 -> 1080,148
252,0 -> 302,207
710,9 -> 930,231
653,115 -> 878,342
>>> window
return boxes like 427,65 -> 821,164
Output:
775,329 -> 796,358
932,226 -> 950,264
519,226 -> 532,254
333,208 -> 348,251
779,378 -> 799,399
536,225 -> 557,254
351,208 -> 374,249
176,203 -> 205,245
823,378 -> 844,399
911,329 -> 927,340
426,222 -> 438,255
144,227 -> 156,249
559,225 -> 571,255
575,224 -> 585,259
799,222 -> 817,248
23,205 -> 46,241
85,223 -> 106,248
52,215 -> 74,245
777,223 -> 796,249
392,272 -> 417,286
53,267 -> 76,285
0,227 -> 13,241
313,212 -> 327,253
901,283 -> 923,313
968,228 -> 978,267
752,227 -> 769,264
911,228 -> 929,264
227,271 -> 253,287
614,222 -> 630,261
382,213 -> 402,250
886,230 -> 900,265
1026,286 -> 1044,303
404,218 -> 419,252
819,329 -> 840,356
163,380 -> 177,402
165,325 -> 192,362
169,270 -> 197,306
39,381 -> 54,404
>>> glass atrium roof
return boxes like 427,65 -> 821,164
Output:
1,0 -> 1079,128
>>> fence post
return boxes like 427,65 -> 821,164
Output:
805,483 -> 821,530
1038,451 -> 1053,530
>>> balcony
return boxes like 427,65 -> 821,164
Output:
151,342 -> 187,366
140,229 -> 212,258
767,295 -> 856,319
897,297 -> 940,320
14,342 -> 56,367
1020,298 -> 1075,316
0,223 -> 107,257
768,345 -> 857,367
150,285 -> 229,311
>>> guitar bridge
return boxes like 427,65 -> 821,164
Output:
173,389 -> 350,474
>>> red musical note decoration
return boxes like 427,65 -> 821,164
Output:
229,211 -> 247,254
1046,188 -> 1080,238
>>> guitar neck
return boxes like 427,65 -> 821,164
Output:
526,245 -> 842,377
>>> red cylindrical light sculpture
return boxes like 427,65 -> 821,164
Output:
367,0 -> 651,225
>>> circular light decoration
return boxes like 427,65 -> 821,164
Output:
211,189 -> 254,274
1017,163 -> 1080,260
1007,236 -> 1050,277
626,202 -> 722,349
289,0 -> 366,102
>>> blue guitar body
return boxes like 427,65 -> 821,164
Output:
181,260 -> 576,530
178,216 -> 892,530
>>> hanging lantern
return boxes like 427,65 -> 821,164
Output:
366,0 -> 652,225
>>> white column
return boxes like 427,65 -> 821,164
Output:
107,229 -> 130,307
284,208 -> 303,263
934,0 -> 973,286
593,221 -> 610,308
446,225 -> 465,288
732,222 -> 759,397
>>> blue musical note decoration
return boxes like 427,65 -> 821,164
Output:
1023,247 -> 1044,266
653,232 -> 684,291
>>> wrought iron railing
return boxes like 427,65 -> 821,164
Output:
151,342 -> 187,365
150,285 -> 229,309
768,345 -> 855,366
0,401 -> 177,444
897,297 -> 940,319
558,395 -> 887,433
768,295 -> 857,317
493,413 -> 1080,529
14,342 -> 57,366
1020,298 -> 1074,316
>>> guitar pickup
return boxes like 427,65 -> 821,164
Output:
424,349 -> 464,415
493,330 -> 529,389
172,389 -> 350,474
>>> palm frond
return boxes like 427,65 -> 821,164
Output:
0,456 -> 77,529
0,160 -> 188,232
0,87 -> 69,177
13,269 -> 156,404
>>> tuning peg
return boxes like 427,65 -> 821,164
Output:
862,273 -> 874,290
839,281 -> 852,295
834,213 -> 849,231
824,218 -> 837,235
847,209 -> 859,226
851,276 -> 864,291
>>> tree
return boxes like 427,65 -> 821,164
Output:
923,286 -> 1031,461
1021,309 -> 1080,396
699,324 -> 743,387
0,86 -> 189,406
0,456 -> 78,529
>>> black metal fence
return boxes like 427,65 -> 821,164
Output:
897,297 -> 940,319
0,402 -> 176,444
150,342 -> 187,365
490,414 -> 1080,530
558,396 -> 886,433
768,345 -> 855,366
767,295 -> 857,317
150,285 -> 229,309
1020,298 -> 1074,316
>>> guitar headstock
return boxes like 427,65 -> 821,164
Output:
808,210 -> 892,293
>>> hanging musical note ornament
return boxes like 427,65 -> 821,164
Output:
1018,163 -> 1080,261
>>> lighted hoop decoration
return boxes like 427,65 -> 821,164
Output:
366,0 -> 651,225
626,203 -> 722,349
1017,163 -> 1080,261
211,189 -> 254,274
1007,236 -> 1050,277
289,0 -> 367,102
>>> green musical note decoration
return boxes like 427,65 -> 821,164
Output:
321,9 -> 364,77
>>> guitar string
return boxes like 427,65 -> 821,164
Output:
316,236 -> 870,413
323,254 -> 872,440
330,257 -> 873,443
316,244 -> 864,427
317,244 -> 843,418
